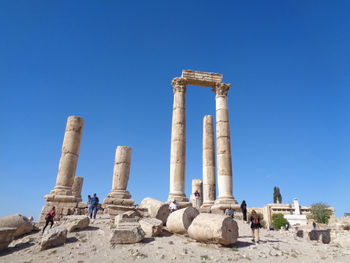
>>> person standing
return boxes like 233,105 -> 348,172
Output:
240,200 -> 247,223
194,190 -> 200,209
87,195 -> 92,216
42,206 -> 56,233
250,210 -> 261,243
90,193 -> 99,219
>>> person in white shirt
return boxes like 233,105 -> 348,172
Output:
169,199 -> 179,213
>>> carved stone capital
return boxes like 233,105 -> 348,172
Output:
212,83 -> 231,96
171,77 -> 187,93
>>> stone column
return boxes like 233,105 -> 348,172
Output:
190,179 -> 203,208
294,198 -> 301,215
49,116 -> 84,200
72,176 -> 84,202
168,77 -> 189,203
104,146 -> 134,206
213,83 -> 238,207
202,115 -> 216,208
40,116 -> 84,225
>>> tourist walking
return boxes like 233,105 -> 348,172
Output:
250,210 -> 261,243
240,200 -> 247,223
42,206 -> 56,233
87,195 -> 92,216
194,190 -> 200,209
90,193 -> 99,219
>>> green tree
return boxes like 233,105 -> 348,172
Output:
273,186 -> 282,203
309,202 -> 333,224
272,213 -> 288,230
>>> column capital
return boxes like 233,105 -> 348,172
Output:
212,83 -> 231,96
171,77 -> 187,94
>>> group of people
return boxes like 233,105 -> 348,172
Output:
87,193 -> 99,219
41,193 -> 100,234
225,200 -> 261,243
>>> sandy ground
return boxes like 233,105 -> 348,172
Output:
1,215 -> 350,263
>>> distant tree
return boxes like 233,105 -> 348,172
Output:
273,186 -> 282,203
309,202 -> 333,224
272,213 -> 288,230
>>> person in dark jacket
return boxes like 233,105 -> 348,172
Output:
250,210 -> 261,243
240,200 -> 247,223
90,193 -> 99,219
42,206 -> 56,233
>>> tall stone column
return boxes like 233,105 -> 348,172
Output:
213,83 -> 238,207
72,176 -> 84,202
202,115 -> 216,208
190,179 -> 203,208
49,116 -> 84,201
104,146 -> 134,206
168,77 -> 189,204
40,116 -> 84,224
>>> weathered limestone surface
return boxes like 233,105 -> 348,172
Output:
139,218 -> 163,238
104,146 -> 134,207
168,77 -> 189,204
182,70 -> 223,87
39,116 -> 85,225
188,213 -> 238,245
213,84 -> 238,208
72,176 -> 84,202
139,198 -> 169,224
0,227 -> 16,251
0,214 -> 34,238
202,115 -> 216,209
106,205 -> 139,220
190,179 -> 203,208
166,207 -> 199,234
40,226 -> 67,250
61,215 -> 90,232
109,222 -> 145,245
49,116 -> 84,198
114,211 -> 142,227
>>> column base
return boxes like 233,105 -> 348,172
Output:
103,198 -> 135,206
211,196 -> 239,213
201,201 -> 215,208
50,185 -> 74,196
107,190 -> 132,200
167,193 -> 189,203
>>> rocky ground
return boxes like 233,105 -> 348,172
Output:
1,215 -> 349,263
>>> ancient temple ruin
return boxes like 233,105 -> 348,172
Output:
168,70 -> 239,211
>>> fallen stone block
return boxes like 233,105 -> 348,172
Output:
139,218 -> 163,238
0,227 -> 17,251
308,230 -> 331,244
109,222 -> 145,245
166,206 -> 199,234
61,215 -> 90,232
188,213 -> 238,245
139,198 -> 169,224
0,214 -> 34,238
40,226 -> 67,250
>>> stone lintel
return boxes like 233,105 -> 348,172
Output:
181,70 -> 223,87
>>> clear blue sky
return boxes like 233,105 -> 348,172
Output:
0,1 -> 349,219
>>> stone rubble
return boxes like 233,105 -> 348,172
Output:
40,226 -> 67,251
0,214 -> 35,238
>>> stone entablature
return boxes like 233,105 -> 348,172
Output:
182,70 -> 223,87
